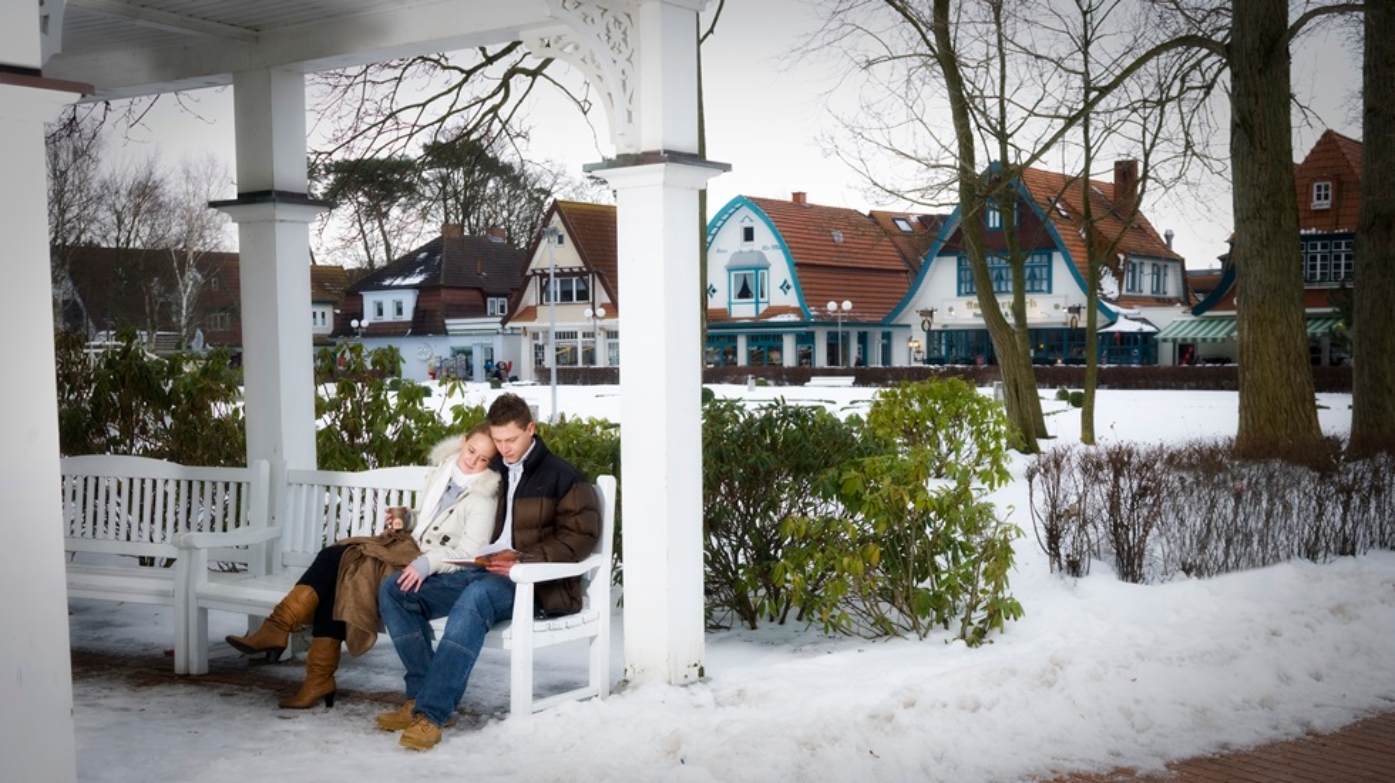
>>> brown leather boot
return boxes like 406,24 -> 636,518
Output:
226,584 -> 318,661
278,637 -> 341,709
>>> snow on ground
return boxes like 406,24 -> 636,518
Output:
70,384 -> 1395,782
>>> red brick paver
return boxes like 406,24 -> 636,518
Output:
1044,710 -> 1395,782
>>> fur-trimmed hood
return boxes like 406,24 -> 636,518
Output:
428,434 -> 468,466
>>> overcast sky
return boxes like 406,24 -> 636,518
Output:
107,0 -> 1362,272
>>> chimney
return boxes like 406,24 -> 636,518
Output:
791,191 -> 807,205
1113,159 -> 1139,219
1164,228 -> 1174,249
441,223 -> 463,238
485,226 -> 507,243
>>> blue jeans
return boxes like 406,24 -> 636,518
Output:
378,568 -> 515,727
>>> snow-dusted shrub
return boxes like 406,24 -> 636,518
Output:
701,398 -> 878,630
779,379 -> 1021,645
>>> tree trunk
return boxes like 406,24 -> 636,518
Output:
932,0 -> 1043,452
1351,1 -> 1395,456
1228,0 -> 1321,456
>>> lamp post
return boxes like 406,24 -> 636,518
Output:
1066,304 -> 1083,364
826,299 -> 852,366
349,317 -> 367,339
583,305 -> 606,366
917,307 -> 936,364
543,224 -> 560,423
907,337 -> 922,365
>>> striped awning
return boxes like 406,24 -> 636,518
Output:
1155,317 -> 1237,343
1306,317 -> 1343,336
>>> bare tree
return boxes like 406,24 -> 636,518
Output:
46,108 -> 105,327
161,155 -> 233,348
821,0 -> 1205,450
1352,0 -> 1395,456
308,48 -> 599,264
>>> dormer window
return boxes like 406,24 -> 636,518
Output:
893,216 -> 913,232
1312,181 -> 1332,209
986,202 -> 1002,230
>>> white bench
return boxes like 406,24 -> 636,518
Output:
805,375 -> 856,387
59,455 -> 270,672
177,467 -> 616,717
175,465 -> 432,674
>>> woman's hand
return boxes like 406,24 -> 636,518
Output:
396,562 -> 428,592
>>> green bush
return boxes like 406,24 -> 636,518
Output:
55,329 -> 246,466
1068,390 -> 1085,408
702,398 -> 883,629
314,343 -> 458,470
701,386 -> 716,405
780,379 -> 1021,645
1055,387 -> 1070,401
538,414 -> 622,574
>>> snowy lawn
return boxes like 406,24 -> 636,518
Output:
69,384 -> 1395,782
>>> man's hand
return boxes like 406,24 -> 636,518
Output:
482,550 -> 521,576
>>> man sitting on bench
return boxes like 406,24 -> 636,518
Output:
376,392 -> 600,750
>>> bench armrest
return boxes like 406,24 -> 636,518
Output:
509,554 -> 602,584
175,525 -> 284,551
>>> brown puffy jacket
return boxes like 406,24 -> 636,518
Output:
490,436 -> 601,616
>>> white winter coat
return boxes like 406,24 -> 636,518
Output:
411,437 -> 502,574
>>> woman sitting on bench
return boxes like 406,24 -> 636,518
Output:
227,423 -> 501,709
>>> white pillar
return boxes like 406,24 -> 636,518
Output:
735,333 -> 748,366
783,333 -> 796,367
0,53 -> 84,783
215,68 -> 324,481
593,158 -> 723,684
537,0 -> 723,685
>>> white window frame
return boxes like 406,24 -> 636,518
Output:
1312,181 -> 1332,209
373,300 -> 385,319
730,269 -> 767,303
487,297 -> 509,316
208,312 -> 230,332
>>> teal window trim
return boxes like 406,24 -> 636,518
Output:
956,252 -> 1051,296
728,268 -> 768,310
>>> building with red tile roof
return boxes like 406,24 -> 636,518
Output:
891,159 -> 1186,366
704,192 -> 946,367
505,200 -> 618,381
1158,130 -> 1358,366
59,246 -> 347,354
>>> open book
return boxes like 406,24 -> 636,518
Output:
441,550 -> 527,567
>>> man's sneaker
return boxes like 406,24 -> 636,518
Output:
376,700 -> 415,731
399,716 -> 442,751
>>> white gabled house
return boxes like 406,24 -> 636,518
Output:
704,192 -> 942,367
890,160 -> 1186,366
339,223 -> 527,381
505,200 -> 618,382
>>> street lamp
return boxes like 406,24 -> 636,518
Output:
583,305 -> 606,366
917,307 -> 936,364
907,337 -> 922,364
827,299 -> 852,367
543,224 -> 561,423
1066,304 -> 1082,330
349,317 -> 368,339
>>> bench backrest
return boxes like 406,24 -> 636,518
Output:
278,465 -> 435,570
60,455 -> 271,563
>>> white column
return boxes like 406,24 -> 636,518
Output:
735,333 -> 748,366
782,333 -> 796,367
216,68 -> 324,483
594,159 -> 722,684
0,65 -> 83,783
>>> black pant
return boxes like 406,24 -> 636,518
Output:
296,544 -> 349,641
